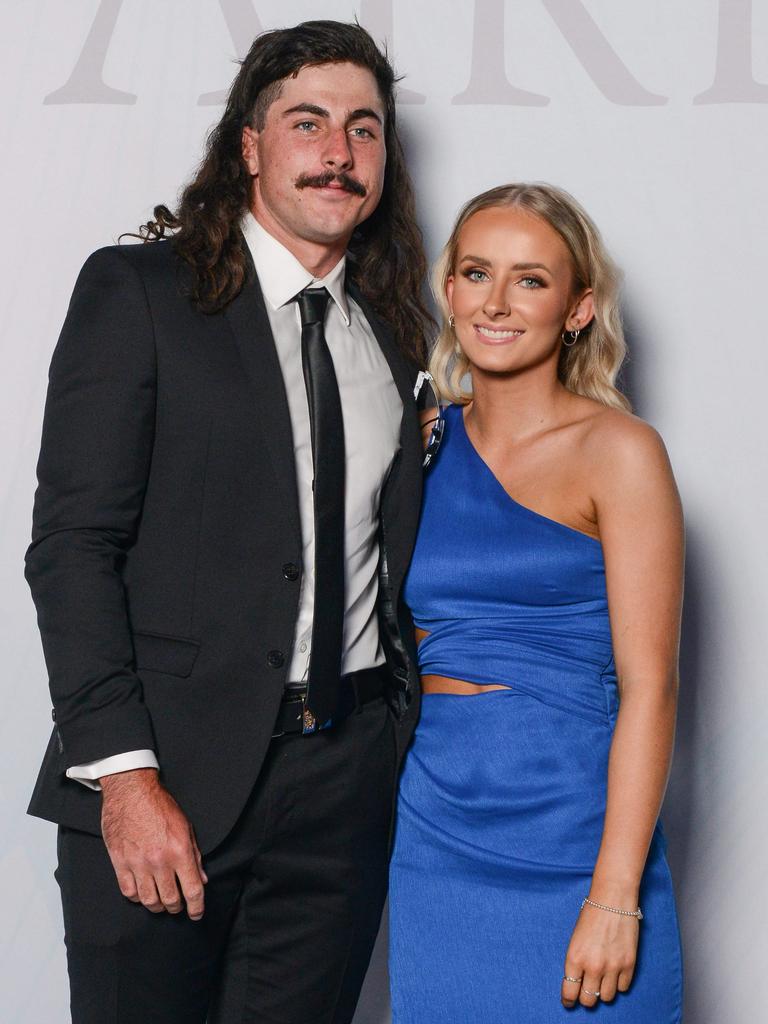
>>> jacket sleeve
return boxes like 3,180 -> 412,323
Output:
25,246 -> 158,767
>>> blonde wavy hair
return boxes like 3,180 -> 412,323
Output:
429,183 -> 631,411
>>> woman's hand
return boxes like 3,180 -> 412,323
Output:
560,900 -> 639,1008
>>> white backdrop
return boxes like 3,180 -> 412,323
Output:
2,1 -> 767,1021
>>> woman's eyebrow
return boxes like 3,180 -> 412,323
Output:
459,255 -> 551,273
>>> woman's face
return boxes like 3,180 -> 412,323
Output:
446,206 -> 593,379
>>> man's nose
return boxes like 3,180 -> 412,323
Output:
322,127 -> 353,171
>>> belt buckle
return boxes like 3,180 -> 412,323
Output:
301,704 -> 334,734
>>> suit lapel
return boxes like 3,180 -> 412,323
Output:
224,267 -> 302,548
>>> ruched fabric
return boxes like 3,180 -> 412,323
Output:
389,404 -> 683,1023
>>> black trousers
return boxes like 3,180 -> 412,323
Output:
57,697 -> 396,1023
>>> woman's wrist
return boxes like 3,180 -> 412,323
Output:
587,875 -> 641,909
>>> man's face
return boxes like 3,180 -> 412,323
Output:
242,62 -> 387,255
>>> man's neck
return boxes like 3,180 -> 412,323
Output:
249,206 -> 347,280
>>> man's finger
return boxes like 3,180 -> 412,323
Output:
135,873 -> 165,913
155,868 -> 184,914
114,866 -> 140,902
177,857 -> 206,920
192,835 -> 208,884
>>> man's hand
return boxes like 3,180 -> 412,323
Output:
100,768 -> 208,920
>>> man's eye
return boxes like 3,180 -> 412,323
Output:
296,121 -> 317,132
350,127 -> 374,139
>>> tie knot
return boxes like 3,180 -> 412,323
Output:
296,287 -> 330,326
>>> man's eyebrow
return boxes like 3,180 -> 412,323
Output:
282,103 -> 329,118
347,107 -> 383,126
281,103 -> 382,126
459,255 -> 552,273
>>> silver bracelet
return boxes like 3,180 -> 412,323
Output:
581,897 -> 643,920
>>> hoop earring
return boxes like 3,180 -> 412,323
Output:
563,328 -> 580,348
448,314 -> 455,329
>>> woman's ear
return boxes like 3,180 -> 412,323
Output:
445,275 -> 455,314
567,289 -> 595,332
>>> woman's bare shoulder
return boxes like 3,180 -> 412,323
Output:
576,404 -> 681,523
581,404 -> 670,472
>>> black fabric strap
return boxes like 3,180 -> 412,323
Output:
296,287 -> 346,729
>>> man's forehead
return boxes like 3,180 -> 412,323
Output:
276,62 -> 384,113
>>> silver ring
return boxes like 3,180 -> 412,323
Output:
583,989 -> 601,998
563,975 -> 583,984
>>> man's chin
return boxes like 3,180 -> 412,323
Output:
295,212 -> 364,248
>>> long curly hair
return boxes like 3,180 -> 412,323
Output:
430,183 -> 631,411
136,21 -> 432,365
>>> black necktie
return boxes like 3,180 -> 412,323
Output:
297,287 -> 345,730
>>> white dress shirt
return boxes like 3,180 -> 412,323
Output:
67,214 -> 403,789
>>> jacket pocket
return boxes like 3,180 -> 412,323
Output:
132,631 -> 201,678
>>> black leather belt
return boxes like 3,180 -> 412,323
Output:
271,665 -> 387,738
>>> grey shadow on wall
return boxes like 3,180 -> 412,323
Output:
353,901 -> 391,1024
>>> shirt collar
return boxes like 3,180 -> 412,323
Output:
241,212 -> 350,325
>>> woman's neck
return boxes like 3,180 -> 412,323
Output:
465,369 -> 574,450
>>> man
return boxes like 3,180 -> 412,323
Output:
25,20 -> 431,1023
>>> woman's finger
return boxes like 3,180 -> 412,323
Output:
560,968 -> 583,1008
599,970 -> 620,1003
579,971 -> 603,1008
618,966 -> 635,992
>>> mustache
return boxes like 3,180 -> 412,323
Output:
295,170 -> 367,197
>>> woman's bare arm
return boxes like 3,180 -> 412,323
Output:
562,414 -> 684,1009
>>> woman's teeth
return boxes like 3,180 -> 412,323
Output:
476,326 -> 524,340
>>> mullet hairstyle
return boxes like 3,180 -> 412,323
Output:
135,20 -> 432,365
430,183 -> 631,411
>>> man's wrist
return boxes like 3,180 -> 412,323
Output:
100,766 -> 160,794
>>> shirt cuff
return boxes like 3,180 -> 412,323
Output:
66,750 -> 159,791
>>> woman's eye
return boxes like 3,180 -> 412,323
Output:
519,276 -> 544,288
465,269 -> 489,282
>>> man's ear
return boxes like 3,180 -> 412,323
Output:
242,126 -> 259,176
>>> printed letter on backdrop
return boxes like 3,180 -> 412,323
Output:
695,0 -> 768,104
44,0 -> 136,105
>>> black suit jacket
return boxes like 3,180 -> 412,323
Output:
25,240 -> 423,854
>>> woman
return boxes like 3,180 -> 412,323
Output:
389,184 -> 683,1021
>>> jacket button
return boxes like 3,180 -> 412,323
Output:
267,649 -> 285,669
282,562 -> 299,581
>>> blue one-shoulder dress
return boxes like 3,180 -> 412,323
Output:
389,403 -> 683,1023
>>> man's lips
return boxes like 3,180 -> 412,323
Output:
314,182 -> 353,197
